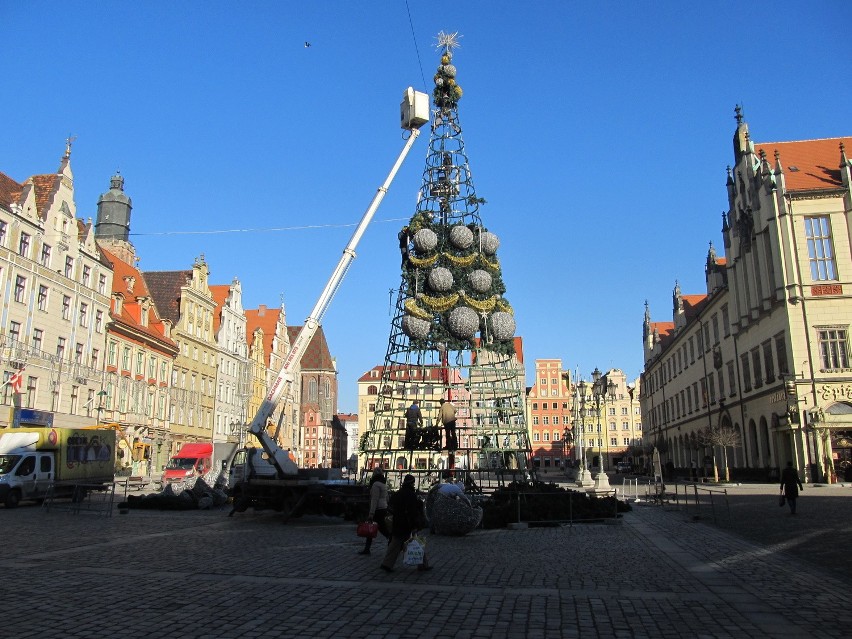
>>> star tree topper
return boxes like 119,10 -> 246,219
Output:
435,30 -> 462,52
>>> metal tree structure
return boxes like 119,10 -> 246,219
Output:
361,33 -> 532,491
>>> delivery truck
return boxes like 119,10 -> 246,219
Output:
0,427 -> 117,508
162,442 -> 236,485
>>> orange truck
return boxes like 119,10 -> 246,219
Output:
0,427 -> 116,508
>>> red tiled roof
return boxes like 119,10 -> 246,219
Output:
245,305 -> 281,365
755,137 -> 851,192
681,294 -> 708,322
651,321 -> 674,338
101,247 -> 177,352
209,284 -> 230,335
287,325 -> 334,371
143,270 -> 192,325
0,172 -> 23,208
30,174 -> 56,220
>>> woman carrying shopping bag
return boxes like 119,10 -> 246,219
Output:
380,474 -> 431,572
359,468 -> 390,555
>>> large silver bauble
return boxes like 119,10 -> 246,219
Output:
428,267 -> 454,292
413,228 -> 438,254
489,311 -> 516,340
480,231 -> 500,255
442,64 -> 457,78
401,315 -> 431,340
449,225 -> 474,250
467,269 -> 492,293
447,306 -> 479,340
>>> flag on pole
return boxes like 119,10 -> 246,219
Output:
9,368 -> 25,394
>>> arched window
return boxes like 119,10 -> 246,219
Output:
309,378 -> 318,402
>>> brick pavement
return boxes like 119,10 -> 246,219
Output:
0,491 -> 850,639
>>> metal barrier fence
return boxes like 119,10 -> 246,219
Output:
43,482 -> 117,517
645,480 -> 731,526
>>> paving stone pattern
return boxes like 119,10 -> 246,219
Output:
0,484 -> 850,639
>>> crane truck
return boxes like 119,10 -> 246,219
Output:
228,87 -> 429,519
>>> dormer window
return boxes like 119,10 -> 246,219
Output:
113,294 -> 123,315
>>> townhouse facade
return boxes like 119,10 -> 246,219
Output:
642,111 -> 852,483
1,146 -> 342,476
526,359 -> 573,470
527,361 -> 643,473
0,146 -> 113,430
245,304 -> 298,453
146,257 -> 218,448
210,279 -> 250,447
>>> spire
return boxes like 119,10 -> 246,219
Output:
732,104 -> 750,160
841,141 -> 852,188
64,134 -> 76,159
673,280 -> 683,314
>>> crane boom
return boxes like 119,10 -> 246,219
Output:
247,88 -> 429,477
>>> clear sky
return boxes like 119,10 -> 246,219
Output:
4,2 -> 851,412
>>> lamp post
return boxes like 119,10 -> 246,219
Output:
562,426 -> 571,475
319,435 -> 332,468
95,390 -> 107,425
574,379 -> 594,487
591,368 -> 615,491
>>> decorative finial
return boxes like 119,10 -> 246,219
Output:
64,134 -> 77,158
734,104 -> 743,125
435,31 -> 462,52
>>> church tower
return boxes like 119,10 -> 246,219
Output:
95,172 -> 135,264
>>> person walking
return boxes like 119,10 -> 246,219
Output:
380,474 -> 431,572
780,461 -> 804,515
359,468 -> 390,555
439,398 -> 457,451
405,399 -> 423,450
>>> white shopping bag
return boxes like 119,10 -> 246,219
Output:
403,536 -> 426,566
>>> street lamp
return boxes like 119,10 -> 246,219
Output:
574,379 -> 594,487
95,390 -> 107,425
562,426 -> 571,473
591,368 -> 616,491
230,420 -> 245,448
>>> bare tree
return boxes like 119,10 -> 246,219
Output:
697,426 -> 742,482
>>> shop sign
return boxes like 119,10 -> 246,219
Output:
818,384 -> 852,402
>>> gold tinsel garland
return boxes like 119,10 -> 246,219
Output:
409,252 -> 499,269
420,292 -> 459,312
409,253 -> 439,268
460,292 -> 497,312
479,254 -> 500,270
404,299 -> 432,320
444,252 -> 477,267
496,300 -> 514,314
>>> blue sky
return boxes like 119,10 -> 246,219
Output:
4,2 -> 851,412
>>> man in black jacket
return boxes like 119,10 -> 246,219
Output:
404,400 -> 423,450
379,474 -> 431,572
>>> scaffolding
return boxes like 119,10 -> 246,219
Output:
360,34 -> 533,492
